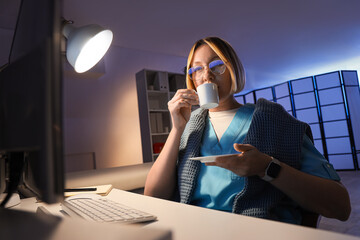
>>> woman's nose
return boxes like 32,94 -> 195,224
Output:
202,67 -> 214,83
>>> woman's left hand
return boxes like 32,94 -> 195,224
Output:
206,143 -> 351,221
205,143 -> 272,177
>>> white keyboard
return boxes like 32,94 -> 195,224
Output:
61,194 -> 157,224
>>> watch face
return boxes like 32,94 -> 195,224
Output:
267,162 -> 281,178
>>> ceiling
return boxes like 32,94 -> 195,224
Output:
1,0 -> 360,91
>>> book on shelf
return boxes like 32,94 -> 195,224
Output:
150,113 -> 156,133
156,113 -> 163,133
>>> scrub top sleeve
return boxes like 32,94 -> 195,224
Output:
300,135 -> 341,181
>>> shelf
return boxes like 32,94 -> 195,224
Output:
151,132 -> 169,136
148,90 -> 168,94
149,109 -> 169,112
136,69 -> 185,163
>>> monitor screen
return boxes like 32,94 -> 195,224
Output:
0,0 -> 64,204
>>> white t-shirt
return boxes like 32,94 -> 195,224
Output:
208,108 -> 240,141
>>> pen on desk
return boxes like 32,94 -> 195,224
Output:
65,188 -> 97,192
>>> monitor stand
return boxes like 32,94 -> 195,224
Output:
0,193 -> 21,208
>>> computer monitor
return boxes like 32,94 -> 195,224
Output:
0,0 -> 64,204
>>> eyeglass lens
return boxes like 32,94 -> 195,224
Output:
188,60 -> 226,81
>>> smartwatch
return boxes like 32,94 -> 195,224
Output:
262,157 -> 282,182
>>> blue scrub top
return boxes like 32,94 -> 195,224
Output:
191,104 -> 340,224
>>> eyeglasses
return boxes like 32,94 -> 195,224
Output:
188,59 -> 226,83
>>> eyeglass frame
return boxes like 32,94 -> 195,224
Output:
188,59 -> 227,83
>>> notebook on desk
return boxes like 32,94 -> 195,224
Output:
64,184 -> 113,197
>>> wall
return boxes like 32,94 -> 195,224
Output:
64,45 -> 186,170
0,28 -> 13,66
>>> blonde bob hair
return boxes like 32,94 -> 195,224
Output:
186,37 -> 245,94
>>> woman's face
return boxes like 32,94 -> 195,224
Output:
190,44 -> 233,104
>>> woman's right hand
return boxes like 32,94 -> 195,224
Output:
146,89 -> 197,199
168,89 -> 199,130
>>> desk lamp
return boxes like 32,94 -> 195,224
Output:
63,20 -> 113,73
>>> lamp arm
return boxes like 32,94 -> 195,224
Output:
62,19 -> 74,39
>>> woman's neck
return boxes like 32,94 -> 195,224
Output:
209,95 -> 242,112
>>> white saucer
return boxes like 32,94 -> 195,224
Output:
189,154 -> 239,163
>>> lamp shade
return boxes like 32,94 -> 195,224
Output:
63,23 -> 113,73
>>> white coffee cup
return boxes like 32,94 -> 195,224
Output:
197,83 -> 219,109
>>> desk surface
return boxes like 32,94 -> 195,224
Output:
107,189 -> 359,240
12,189 -> 360,240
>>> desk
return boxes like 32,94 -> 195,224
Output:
4,193 -> 171,240
11,189 -> 360,240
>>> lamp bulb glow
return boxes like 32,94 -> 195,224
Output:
74,30 -> 113,73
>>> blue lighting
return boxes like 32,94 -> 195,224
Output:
339,72 -> 350,118
288,82 -> 296,118
312,76 -> 322,122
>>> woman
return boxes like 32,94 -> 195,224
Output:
144,36 -> 351,224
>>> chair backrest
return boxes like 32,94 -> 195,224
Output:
301,209 -> 320,228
